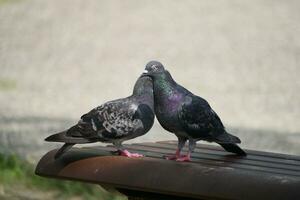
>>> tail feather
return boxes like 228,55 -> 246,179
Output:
218,143 -> 247,156
45,130 -> 68,142
54,143 -> 75,159
45,130 -> 97,144
214,131 -> 241,144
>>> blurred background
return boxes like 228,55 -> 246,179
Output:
0,0 -> 299,199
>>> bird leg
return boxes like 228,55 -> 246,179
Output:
118,149 -> 144,158
165,137 -> 187,160
114,142 -> 144,158
176,152 -> 191,162
176,139 -> 196,162
165,149 -> 181,160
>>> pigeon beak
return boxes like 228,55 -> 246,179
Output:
141,69 -> 152,78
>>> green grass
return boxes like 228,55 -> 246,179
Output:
0,153 -> 126,200
0,79 -> 16,91
0,0 -> 21,5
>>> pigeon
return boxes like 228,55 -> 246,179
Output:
143,61 -> 246,162
45,75 -> 155,159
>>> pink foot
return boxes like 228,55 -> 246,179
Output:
176,154 -> 191,162
119,150 -> 144,158
165,149 -> 183,160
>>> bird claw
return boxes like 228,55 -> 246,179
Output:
119,150 -> 144,158
128,153 -> 144,158
176,155 -> 191,162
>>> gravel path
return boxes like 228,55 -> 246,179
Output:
1,0 -> 300,162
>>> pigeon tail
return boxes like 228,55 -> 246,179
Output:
45,129 -> 97,144
45,130 -> 67,142
218,143 -> 247,156
54,143 -> 75,159
214,131 -> 241,144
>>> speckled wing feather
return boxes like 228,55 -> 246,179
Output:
178,95 -> 225,139
82,99 -> 144,139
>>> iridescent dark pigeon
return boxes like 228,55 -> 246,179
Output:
45,75 -> 154,159
143,61 -> 246,162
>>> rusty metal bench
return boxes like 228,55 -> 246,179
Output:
35,141 -> 300,200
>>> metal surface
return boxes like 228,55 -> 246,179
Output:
35,141 -> 300,200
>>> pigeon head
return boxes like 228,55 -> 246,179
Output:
132,75 -> 153,97
143,61 -> 165,77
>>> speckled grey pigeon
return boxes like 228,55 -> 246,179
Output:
143,61 -> 246,162
45,75 -> 155,159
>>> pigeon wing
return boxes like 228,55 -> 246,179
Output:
178,95 -> 225,139
94,101 -> 144,139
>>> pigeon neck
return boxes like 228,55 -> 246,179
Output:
153,70 -> 177,96
132,77 -> 154,98
155,70 -> 176,84
132,77 -> 154,111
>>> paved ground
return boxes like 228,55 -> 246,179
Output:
1,0 -> 300,163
